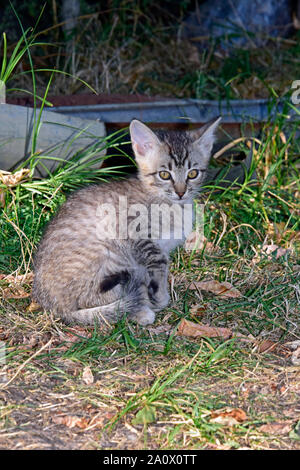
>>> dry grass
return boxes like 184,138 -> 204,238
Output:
6,13 -> 300,100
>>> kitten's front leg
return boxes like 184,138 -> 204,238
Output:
133,240 -> 170,311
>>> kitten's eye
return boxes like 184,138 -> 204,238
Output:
159,171 -> 171,180
187,169 -> 199,179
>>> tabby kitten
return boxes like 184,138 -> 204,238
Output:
33,117 -> 221,326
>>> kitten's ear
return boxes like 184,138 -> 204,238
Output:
129,119 -> 161,158
191,116 -> 221,162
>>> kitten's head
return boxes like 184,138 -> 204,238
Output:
129,117 -> 221,203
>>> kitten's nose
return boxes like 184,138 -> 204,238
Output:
176,191 -> 185,199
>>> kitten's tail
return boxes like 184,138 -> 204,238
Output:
51,269 -> 156,326
58,297 -> 136,326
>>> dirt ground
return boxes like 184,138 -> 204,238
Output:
0,310 -> 299,450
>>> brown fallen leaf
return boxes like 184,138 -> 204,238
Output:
84,410 -> 116,431
52,409 -> 115,430
252,243 -> 290,263
189,303 -> 207,318
190,280 -> 242,298
82,366 -> 94,385
52,414 -> 89,429
256,339 -> 278,353
63,326 -> 92,343
2,286 -> 31,299
26,300 -> 42,312
0,168 -> 31,186
254,339 -> 291,358
263,243 -> 290,258
177,318 -> 232,340
258,421 -> 293,435
210,408 -> 247,426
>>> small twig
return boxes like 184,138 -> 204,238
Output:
213,137 -> 262,160
267,190 -> 298,210
215,211 -> 228,247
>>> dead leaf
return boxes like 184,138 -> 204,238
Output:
2,286 -> 30,299
210,408 -> 247,426
52,409 -> 114,430
256,339 -> 278,353
26,301 -> 42,312
189,304 -> 207,318
0,168 -> 31,187
190,280 -> 242,298
0,272 -> 33,284
254,340 -> 291,358
62,326 -> 92,343
262,243 -> 290,258
82,366 -> 94,385
52,414 -> 89,429
177,318 -> 232,339
258,421 -> 293,435
83,410 -> 116,431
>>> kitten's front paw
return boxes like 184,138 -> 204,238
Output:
151,291 -> 170,311
130,306 -> 155,326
